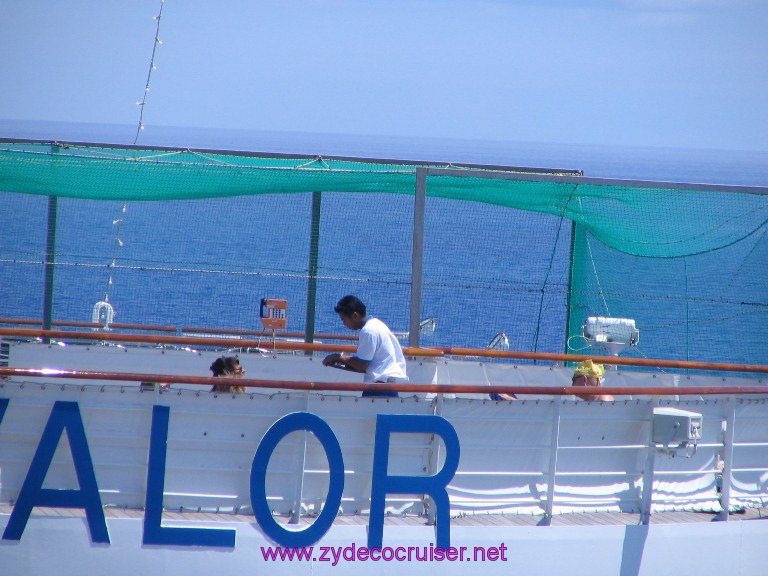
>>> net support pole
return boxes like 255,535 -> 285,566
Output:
409,169 -> 427,348
42,144 -> 60,343
304,191 -> 322,351
42,195 -> 58,342
564,219 -> 577,355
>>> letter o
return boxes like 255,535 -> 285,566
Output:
250,412 -> 344,547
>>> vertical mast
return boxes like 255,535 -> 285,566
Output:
42,196 -> 58,338
564,219 -> 577,355
304,192 -> 322,347
408,168 -> 427,348
42,144 -> 60,341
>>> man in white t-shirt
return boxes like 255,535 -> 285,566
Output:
322,295 -> 408,397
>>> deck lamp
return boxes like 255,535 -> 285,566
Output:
395,317 -> 437,342
419,317 -> 437,336
582,316 -> 639,357
487,331 -> 510,351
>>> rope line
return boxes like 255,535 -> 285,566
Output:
532,184 -> 578,353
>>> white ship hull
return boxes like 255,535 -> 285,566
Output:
2,340 -> 767,575
3,513 -> 766,576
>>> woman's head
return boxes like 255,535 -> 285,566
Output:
572,373 -> 600,387
210,356 -> 246,394
572,359 -> 604,386
210,356 -> 243,377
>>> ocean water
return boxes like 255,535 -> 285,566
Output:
1,121 -> 767,369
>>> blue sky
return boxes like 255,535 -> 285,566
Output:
1,0 -> 767,151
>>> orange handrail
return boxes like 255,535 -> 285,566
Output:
0,327 -> 443,358
0,317 -> 177,332
440,347 -> 768,374
181,326 -> 359,341
0,318 -> 357,340
2,326 -> 767,373
1,366 -> 766,396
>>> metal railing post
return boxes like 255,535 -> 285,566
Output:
425,393 -> 444,527
640,403 -> 656,524
542,400 -> 562,524
718,398 -> 736,520
289,393 -> 312,523
409,169 -> 427,348
304,191 -> 322,352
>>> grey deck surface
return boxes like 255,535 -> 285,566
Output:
2,504 -> 765,527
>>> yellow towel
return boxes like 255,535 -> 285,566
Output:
573,359 -> 605,379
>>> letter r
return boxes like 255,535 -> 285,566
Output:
368,414 -> 459,549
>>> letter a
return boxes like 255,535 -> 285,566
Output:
2,401 -> 109,543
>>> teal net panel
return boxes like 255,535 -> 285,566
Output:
0,191 -> 418,337
3,142 -> 767,257
568,223 -> 768,367
0,191 -> 571,353
1,140 -> 767,369
420,196 -> 572,351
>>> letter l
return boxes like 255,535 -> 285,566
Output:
143,405 -> 235,547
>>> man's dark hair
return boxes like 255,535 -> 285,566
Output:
334,295 -> 366,317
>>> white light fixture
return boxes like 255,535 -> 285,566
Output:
395,318 -> 437,342
92,301 -> 115,330
487,331 -> 509,351
582,316 -> 639,356
419,317 -> 437,336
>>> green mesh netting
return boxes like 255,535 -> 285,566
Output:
2,141 -> 767,258
2,140 -> 767,368
567,222 -> 768,367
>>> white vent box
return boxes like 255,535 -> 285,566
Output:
652,407 -> 703,446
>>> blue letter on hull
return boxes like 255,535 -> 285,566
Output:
250,412 -> 345,548
0,401 -> 460,549
143,405 -> 236,547
369,414 -> 460,549
2,401 -> 109,543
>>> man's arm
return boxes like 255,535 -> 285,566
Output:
322,353 -> 369,374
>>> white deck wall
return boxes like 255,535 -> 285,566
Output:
2,342 -> 767,519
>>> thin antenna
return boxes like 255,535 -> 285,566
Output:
94,0 -> 166,322
532,183 -> 578,354
133,0 -> 166,145
578,197 -> 611,316
103,205 -> 126,303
